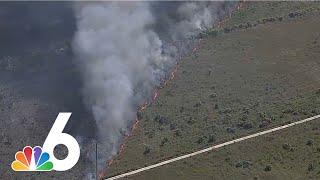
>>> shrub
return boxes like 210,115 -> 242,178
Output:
187,117 -> 195,125
209,93 -> 217,98
160,137 -> 169,147
170,123 -> 177,130
227,127 -> 236,133
242,107 -> 250,114
179,106 -> 184,113
207,135 -> 215,143
174,130 -> 181,137
143,146 -> 151,155
235,160 -> 252,168
196,137 -> 204,144
154,114 -> 169,125
306,139 -> 314,146
289,12 -> 295,18
308,163 -> 314,171
238,121 -> 253,130
193,101 -> 202,108
265,165 -> 272,171
282,143 -> 294,151
259,121 -> 270,128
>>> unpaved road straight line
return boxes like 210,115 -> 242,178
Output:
106,114 -> 320,180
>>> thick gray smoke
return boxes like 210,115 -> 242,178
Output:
72,1 -> 236,176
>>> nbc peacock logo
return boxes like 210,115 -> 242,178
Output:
11,113 -> 80,172
11,146 -> 53,171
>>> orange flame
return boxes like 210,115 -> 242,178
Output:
140,102 -> 148,111
153,90 -> 159,101
132,118 -> 140,131
107,159 -> 114,167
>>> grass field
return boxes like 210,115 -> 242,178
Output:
107,2 -> 320,179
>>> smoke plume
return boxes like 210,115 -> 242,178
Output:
72,1 -> 236,175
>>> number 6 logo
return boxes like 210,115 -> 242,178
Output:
43,113 -> 80,171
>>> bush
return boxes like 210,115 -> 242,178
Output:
237,121 -> 253,130
259,118 -> 272,128
242,107 -> 250,114
235,160 -> 252,168
196,137 -> 204,144
174,130 -> 181,137
187,117 -> 195,125
160,137 -> 169,147
227,127 -> 236,133
209,93 -> 217,98
154,114 -> 169,125
306,139 -> 314,146
282,143 -> 294,151
143,146 -> 151,155
179,106 -> 184,113
308,163 -> 314,171
170,123 -> 177,130
265,165 -> 272,171
207,135 -> 215,143
193,101 -> 202,108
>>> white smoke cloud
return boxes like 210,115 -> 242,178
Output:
72,1 -> 236,176
73,2 -> 173,171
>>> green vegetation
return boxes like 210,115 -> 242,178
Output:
225,1 -> 320,27
107,2 -> 320,179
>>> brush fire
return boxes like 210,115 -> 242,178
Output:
72,1 -> 241,178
